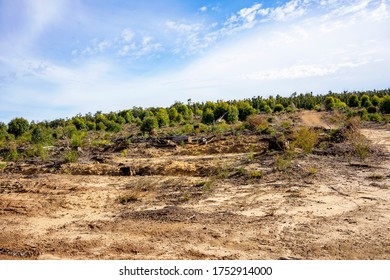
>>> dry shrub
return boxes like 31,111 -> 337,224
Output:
346,131 -> 370,161
246,115 -> 267,131
292,127 -> 319,153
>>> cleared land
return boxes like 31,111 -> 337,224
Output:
1,111 -> 390,259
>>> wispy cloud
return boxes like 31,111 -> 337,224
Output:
1,0 -> 389,122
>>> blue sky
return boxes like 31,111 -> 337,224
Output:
0,0 -> 389,122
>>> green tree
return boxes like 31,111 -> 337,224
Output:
140,116 -> 158,134
273,104 -> 285,112
380,96 -> 390,114
360,94 -> 372,108
348,94 -> 360,107
324,96 -> 335,111
236,101 -> 257,121
202,108 -> 214,125
72,117 -> 87,130
31,126 -> 51,144
156,108 -> 170,127
226,105 -> 239,124
8,117 -> 29,138
371,95 -> 381,107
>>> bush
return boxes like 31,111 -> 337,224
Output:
140,116 -> 158,134
236,101 -> 257,121
156,108 -> 170,127
31,126 -> 51,144
202,108 -> 214,125
273,104 -> 285,112
380,96 -> 390,114
8,117 -> 29,138
371,95 -> 381,107
367,106 -> 377,113
368,113 -> 382,122
324,96 -> 335,111
292,127 -> 319,153
348,94 -> 360,107
360,94 -> 372,108
246,115 -> 266,131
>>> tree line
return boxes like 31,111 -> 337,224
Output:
1,89 -> 390,147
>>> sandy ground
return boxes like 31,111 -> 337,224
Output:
1,112 -> 390,260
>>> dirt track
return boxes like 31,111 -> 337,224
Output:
1,113 -> 390,260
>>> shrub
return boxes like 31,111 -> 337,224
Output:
360,94 -> 372,108
236,101 -> 257,121
202,108 -> 214,124
8,117 -> 29,138
156,108 -> 170,127
348,94 -> 360,107
368,113 -> 382,122
246,115 -> 266,131
292,127 -> 319,153
324,96 -> 335,111
140,116 -> 158,134
371,95 -> 381,107
367,106 -> 377,113
273,104 -> 285,112
31,126 -> 50,144
63,150 -> 79,163
346,131 -> 370,161
380,96 -> 390,114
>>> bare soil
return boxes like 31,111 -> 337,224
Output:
1,111 -> 390,260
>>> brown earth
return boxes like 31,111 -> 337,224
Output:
1,111 -> 390,260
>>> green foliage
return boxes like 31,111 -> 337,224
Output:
236,101 -> 257,121
63,150 -> 79,163
274,154 -> 292,171
156,108 -> 170,127
380,96 -> 390,114
273,103 -> 284,112
71,131 -> 86,148
292,127 -> 319,153
348,94 -> 360,107
140,116 -> 159,134
324,96 -> 335,111
97,121 -> 107,131
72,117 -> 87,130
371,95 -> 381,107
8,117 -> 29,138
181,124 -> 194,134
367,106 -> 377,113
104,120 -> 121,132
202,108 -> 214,124
368,113 -> 382,122
31,126 -> 52,145
360,94 -> 372,108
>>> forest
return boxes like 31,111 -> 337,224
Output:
1,89 -> 390,162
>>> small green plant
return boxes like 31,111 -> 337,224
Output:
308,166 -> 317,176
248,145 -> 255,161
0,162 -> 6,169
63,150 -> 79,163
249,170 -> 263,179
121,149 -> 128,157
274,154 -> 292,171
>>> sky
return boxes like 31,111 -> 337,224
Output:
0,0 -> 389,123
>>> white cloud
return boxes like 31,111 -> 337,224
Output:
200,6 -> 208,12
121,28 -> 134,42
